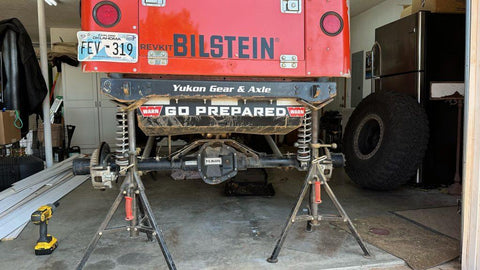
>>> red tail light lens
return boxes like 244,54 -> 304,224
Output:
320,12 -> 344,36
93,1 -> 121,28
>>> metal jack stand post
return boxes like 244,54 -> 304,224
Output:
76,110 -> 176,270
267,110 -> 371,263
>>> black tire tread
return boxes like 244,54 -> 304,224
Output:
343,91 -> 429,190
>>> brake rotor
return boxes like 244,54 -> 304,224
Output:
98,142 -> 112,166
90,142 -> 112,170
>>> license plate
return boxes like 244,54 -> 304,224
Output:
77,31 -> 138,63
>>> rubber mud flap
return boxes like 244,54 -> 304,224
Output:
343,91 -> 429,190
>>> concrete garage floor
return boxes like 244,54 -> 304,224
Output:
0,168 -> 459,270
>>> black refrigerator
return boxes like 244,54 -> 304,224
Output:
372,11 -> 466,186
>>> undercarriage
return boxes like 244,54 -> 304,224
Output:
72,78 -> 371,269
73,78 -> 338,186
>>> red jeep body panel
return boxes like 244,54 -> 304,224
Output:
80,0 -> 350,78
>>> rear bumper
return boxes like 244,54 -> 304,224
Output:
101,78 -> 336,105
102,78 -> 335,136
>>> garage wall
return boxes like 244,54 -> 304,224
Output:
50,28 -> 81,97
348,0 -> 411,104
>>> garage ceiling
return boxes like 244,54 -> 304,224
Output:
0,0 -> 387,43
0,0 -> 80,43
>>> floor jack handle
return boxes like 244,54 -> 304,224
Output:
125,196 -> 134,221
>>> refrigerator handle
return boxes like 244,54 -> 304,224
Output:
371,41 -> 381,79
370,42 -> 382,93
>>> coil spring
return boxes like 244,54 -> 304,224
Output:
115,108 -> 129,167
296,108 -> 312,162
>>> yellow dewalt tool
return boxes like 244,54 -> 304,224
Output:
31,202 -> 59,255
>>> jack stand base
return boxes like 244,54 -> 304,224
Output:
267,159 -> 371,263
267,258 -> 278,263
305,221 -> 313,232
76,172 -> 176,270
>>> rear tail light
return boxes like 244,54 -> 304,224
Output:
93,1 -> 121,28
320,12 -> 344,36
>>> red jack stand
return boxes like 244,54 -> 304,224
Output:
267,110 -> 371,263
76,110 -> 176,270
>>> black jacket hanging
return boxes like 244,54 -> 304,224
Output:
0,18 -> 48,136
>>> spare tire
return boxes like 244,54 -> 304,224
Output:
343,91 -> 429,190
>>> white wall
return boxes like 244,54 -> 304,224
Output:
349,0 -> 411,104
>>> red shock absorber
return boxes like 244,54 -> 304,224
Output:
314,181 -> 322,204
125,196 -> 134,221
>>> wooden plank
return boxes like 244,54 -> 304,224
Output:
0,165 -> 71,201
0,170 -> 73,214
0,166 -> 71,201
11,155 -> 79,189
0,172 -> 73,219
462,1 -> 480,269
0,182 -> 46,213
0,155 -> 81,198
2,222 -> 28,241
0,176 -> 88,240
0,189 -> 16,202
12,154 -> 78,188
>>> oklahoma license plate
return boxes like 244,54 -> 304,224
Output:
77,31 -> 138,63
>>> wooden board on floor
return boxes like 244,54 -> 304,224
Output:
394,206 -> 461,240
334,215 -> 460,270
0,176 -> 88,240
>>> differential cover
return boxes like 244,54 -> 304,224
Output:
198,142 -> 238,184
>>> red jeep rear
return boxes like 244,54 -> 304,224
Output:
79,0 -> 350,77
73,2 -> 368,268
75,0 -> 350,187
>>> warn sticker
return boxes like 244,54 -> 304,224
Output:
140,106 -> 163,117
287,107 -> 306,117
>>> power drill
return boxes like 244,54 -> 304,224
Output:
31,202 -> 59,255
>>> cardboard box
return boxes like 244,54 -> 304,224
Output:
38,123 -> 64,148
401,5 -> 413,18
412,0 -> 466,14
0,111 -> 21,145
